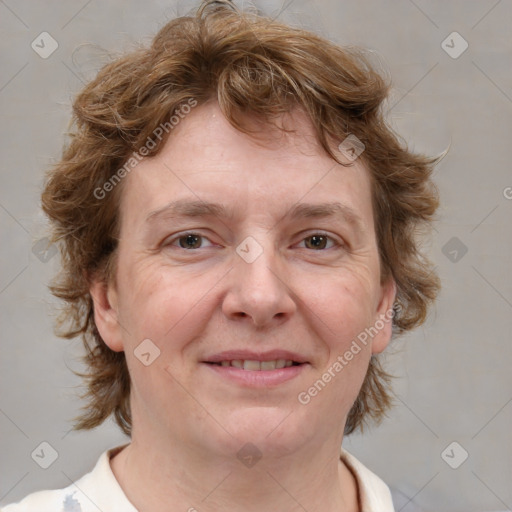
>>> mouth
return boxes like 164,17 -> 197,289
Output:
205,359 -> 302,371
201,351 -> 309,387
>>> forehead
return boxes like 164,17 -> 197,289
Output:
118,102 -> 374,229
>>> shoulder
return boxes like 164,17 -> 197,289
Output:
340,448 -> 395,511
1,487 -> 82,512
1,444 -> 135,512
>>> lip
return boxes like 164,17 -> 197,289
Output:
201,349 -> 310,388
202,349 -> 309,364
202,361 -> 308,387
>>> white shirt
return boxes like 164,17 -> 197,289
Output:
1,444 -> 395,511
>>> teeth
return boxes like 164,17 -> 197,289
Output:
243,360 -> 261,371
216,359 -> 296,370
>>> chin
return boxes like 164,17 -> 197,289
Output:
208,406 -> 315,457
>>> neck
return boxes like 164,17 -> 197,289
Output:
110,433 -> 359,512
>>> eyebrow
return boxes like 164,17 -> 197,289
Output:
145,199 -> 365,230
146,199 -> 234,223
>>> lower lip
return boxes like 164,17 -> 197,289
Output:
202,363 -> 308,387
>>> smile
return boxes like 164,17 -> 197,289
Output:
208,359 -> 299,370
202,360 -> 308,387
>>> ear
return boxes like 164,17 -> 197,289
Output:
89,277 -> 124,352
371,277 -> 397,355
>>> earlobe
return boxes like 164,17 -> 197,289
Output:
371,278 -> 397,355
89,278 -> 124,352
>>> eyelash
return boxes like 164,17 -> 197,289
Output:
164,231 -> 342,251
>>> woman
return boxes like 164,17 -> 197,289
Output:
3,1 -> 439,510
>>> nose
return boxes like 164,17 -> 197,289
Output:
221,240 -> 297,327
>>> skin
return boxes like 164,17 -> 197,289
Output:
91,101 -> 396,512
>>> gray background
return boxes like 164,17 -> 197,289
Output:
1,1 -> 511,510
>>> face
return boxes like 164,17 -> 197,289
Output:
92,101 -> 395,460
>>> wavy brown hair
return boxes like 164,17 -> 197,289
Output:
42,0 -> 440,437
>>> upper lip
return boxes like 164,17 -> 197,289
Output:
203,350 -> 309,364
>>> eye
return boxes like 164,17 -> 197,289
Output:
300,233 -> 339,250
166,232 -> 214,250
163,232 -> 340,251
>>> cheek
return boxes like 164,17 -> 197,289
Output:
116,258 -> 170,339
303,265 -> 379,388
309,282 -> 375,403
115,257 -> 218,351
307,267 -> 378,336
